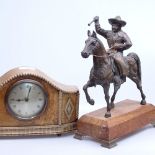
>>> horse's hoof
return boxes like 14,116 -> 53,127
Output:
140,100 -> 146,105
105,111 -> 111,118
111,102 -> 115,109
88,99 -> 95,105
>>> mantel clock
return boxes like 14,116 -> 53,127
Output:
0,67 -> 79,136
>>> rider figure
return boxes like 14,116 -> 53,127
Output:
94,16 -> 132,82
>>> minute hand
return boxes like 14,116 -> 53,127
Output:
25,87 -> 32,101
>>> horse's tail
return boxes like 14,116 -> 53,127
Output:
127,52 -> 141,81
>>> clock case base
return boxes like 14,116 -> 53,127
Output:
0,122 -> 76,136
74,99 -> 155,148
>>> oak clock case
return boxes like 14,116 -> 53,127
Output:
0,67 -> 79,136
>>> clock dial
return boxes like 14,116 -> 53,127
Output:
6,80 -> 47,120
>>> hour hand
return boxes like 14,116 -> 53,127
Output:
15,99 -> 25,102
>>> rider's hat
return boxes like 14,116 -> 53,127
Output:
108,16 -> 126,27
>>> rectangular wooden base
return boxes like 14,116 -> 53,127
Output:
74,99 -> 155,148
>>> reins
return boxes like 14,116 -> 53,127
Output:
93,52 -> 109,58
93,54 -> 105,58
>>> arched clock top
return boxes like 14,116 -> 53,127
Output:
0,67 -> 79,94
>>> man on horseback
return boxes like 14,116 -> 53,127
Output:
93,16 -> 132,83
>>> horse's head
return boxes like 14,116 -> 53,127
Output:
81,30 -> 104,58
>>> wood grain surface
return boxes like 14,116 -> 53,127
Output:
75,99 -> 155,148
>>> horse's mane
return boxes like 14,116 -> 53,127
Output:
94,34 -> 106,52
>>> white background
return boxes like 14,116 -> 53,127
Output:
0,0 -> 155,154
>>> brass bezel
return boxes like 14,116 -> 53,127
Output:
5,79 -> 48,120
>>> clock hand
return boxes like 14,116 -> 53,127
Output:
15,99 -> 25,102
25,86 -> 32,102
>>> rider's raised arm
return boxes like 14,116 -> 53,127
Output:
93,16 -> 108,39
95,23 -> 108,39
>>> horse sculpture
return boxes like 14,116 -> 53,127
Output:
81,30 -> 146,118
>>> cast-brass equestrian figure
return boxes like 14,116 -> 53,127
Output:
81,16 -> 146,118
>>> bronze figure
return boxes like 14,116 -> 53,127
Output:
81,16 -> 146,118
94,16 -> 132,83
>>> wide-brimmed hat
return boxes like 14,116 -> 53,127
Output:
108,16 -> 126,27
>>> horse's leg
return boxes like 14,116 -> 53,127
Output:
137,81 -> 146,105
111,83 -> 121,108
129,76 -> 146,105
83,80 -> 95,105
102,83 -> 111,118
127,53 -> 146,105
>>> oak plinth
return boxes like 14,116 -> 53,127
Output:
74,99 -> 155,148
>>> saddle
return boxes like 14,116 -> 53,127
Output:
108,53 -> 129,83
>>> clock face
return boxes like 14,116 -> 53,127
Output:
5,80 -> 47,120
